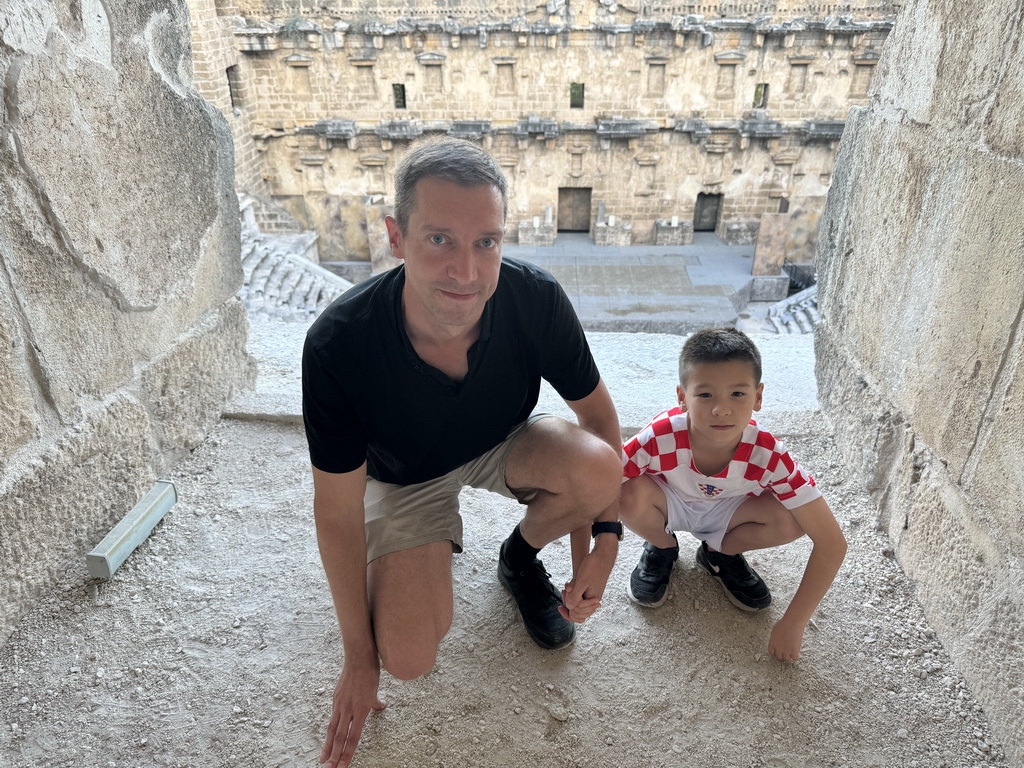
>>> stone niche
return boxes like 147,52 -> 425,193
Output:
0,1 -> 254,642
814,0 -> 1024,761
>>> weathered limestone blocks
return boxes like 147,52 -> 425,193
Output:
0,397 -> 157,641
653,219 -> 694,246
517,218 -> 556,246
814,1 -> 1024,760
1,1 -> 253,642
594,218 -> 632,246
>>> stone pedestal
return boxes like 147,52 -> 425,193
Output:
594,220 -> 632,246
517,219 -> 556,246
653,219 -> 694,245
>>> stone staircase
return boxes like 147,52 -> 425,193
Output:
239,225 -> 353,322
766,284 -> 821,334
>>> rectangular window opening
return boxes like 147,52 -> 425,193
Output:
497,63 -> 515,95
647,63 -> 666,96
570,82 -> 585,109
753,82 -> 769,109
226,65 -> 243,111
392,83 -> 407,109
787,64 -> 808,94
715,66 -> 736,100
851,65 -> 873,97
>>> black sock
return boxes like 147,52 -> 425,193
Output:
503,523 -> 541,569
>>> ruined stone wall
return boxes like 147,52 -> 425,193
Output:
0,1 -> 254,643
201,2 -> 888,257
233,0 -> 901,22
187,0 -> 271,196
814,0 -> 1024,761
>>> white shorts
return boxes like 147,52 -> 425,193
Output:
648,474 -> 751,552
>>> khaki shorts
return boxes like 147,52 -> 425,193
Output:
363,413 -> 552,563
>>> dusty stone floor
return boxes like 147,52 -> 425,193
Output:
0,328 -> 1012,767
0,424 -> 1011,767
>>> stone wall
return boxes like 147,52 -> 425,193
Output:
814,0 -> 1024,761
186,0 -> 892,257
0,1 -> 254,643
187,0 -> 272,199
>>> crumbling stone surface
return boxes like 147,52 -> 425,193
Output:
814,0 -> 1024,761
0,396 -> 156,642
0,1 -> 252,642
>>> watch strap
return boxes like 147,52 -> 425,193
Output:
591,521 -> 624,540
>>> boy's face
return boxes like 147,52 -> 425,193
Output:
677,360 -> 764,452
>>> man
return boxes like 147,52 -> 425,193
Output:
302,138 -> 622,768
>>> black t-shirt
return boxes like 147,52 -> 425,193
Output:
302,258 -> 600,484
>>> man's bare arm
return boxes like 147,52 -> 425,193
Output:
562,378 -> 623,621
313,464 -> 385,768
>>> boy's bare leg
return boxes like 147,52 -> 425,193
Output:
718,494 -> 805,555
619,475 -> 679,607
618,475 -> 677,548
368,540 -> 454,680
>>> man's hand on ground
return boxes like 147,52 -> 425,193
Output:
320,663 -> 386,768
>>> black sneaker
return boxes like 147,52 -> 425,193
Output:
627,540 -> 679,608
695,541 -> 772,611
497,539 -> 576,650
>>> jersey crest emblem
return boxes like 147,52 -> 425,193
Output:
699,483 -> 723,497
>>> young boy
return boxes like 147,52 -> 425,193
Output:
619,327 -> 847,661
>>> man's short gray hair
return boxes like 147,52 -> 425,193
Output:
392,137 -> 509,234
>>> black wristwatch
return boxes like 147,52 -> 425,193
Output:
591,521 -> 624,541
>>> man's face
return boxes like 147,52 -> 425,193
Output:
386,177 -> 504,335
677,360 -> 764,452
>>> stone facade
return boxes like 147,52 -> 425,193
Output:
814,0 -> 1024,761
0,1 -> 254,642
186,0 -> 895,261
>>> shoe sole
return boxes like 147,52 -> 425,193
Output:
626,581 -> 669,608
497,561 -> 576,650
695,554 -> 772,612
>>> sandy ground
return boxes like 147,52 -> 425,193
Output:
0,325 -> 1012,768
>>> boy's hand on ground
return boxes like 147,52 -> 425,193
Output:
321,663 -> 386,768
768,615 -> 805,661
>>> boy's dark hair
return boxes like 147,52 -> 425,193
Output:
678,327 -> 762,386
392,137 -> 509,235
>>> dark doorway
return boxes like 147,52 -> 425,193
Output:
694,193 -> 723,232
557,188 -> 592,231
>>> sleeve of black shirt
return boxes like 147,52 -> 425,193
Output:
301,333 -> 368,474
538,278 -> 601,402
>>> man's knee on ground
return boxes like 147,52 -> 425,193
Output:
376,621 -> 449,681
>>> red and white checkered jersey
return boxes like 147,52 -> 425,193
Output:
622,407 -> 821,508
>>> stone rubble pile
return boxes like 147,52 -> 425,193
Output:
239,225 -> 353,322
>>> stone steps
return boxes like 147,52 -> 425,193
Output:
238,225 -> 353,322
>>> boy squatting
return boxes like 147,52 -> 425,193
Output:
618,327 -> 848,661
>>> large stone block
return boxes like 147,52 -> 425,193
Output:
814,2 -> 1024,759
0,396 -> 157,642
0,0 -> 253,644
0,298 -> 36,465
139,300 -> 256,472
815,329 -> 1024,762
818,114 -> 1024,481
1,0 -> 246,419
